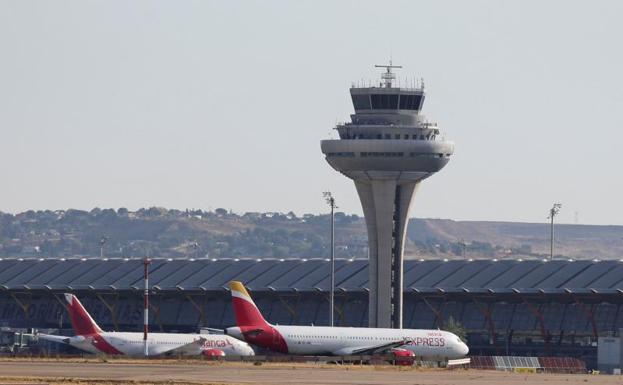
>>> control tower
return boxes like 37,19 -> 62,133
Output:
320,63 -> 454,328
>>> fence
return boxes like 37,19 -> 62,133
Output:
470,356 -> 586,373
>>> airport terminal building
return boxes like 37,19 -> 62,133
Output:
1,257 -> 623,367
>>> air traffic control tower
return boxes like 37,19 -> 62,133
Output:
321,63 -> 454,328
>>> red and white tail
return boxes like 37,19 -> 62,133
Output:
64,293 -> 103,336
229,281 -> 269,327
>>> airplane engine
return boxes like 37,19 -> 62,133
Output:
391,348 -> 415,366
202,349 -> 226,358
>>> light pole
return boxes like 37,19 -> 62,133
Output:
99,236 -> 108,259
190,241 -> 199,259
323,191 -> 337,327
548,203 -> 562,260
459,239 -> 467,260
143,258 -> 151,357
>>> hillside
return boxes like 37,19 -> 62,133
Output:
408,219 -> 623,260
1,208 -> 622,260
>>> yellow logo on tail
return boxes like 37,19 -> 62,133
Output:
229,281 -> 252,300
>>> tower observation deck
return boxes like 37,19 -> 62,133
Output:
320,63 -> 454,328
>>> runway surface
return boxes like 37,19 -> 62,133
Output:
0,360 -> 616,385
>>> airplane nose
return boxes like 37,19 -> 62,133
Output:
246,345 -> 255,356
461,342 -> 469,356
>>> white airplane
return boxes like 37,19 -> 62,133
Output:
38,293 -> 255,357
225,281 -> 469,359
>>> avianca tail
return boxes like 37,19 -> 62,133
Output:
38,293 -> 254,357
225,281 -> 468,358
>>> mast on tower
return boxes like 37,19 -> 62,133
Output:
375,61 -> 402,88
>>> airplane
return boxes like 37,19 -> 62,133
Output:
225,281 -> 469,359
38,293 -> 255,357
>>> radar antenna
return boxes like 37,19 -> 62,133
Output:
375,61 -> 402,88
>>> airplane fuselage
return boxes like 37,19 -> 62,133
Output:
227,325 -> 468,358
40,293 -> 255,357
226,280 -> 469,358
43,332 -> 254,357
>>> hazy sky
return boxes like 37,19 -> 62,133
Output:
1,1 -> 622,225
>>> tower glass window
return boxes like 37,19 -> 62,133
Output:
370,94 -> 399,109
351,94 -> 371,110
399,94 -> 423,110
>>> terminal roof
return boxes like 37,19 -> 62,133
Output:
1,258 -> 623,294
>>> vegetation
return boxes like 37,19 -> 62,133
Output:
1,208 -> 618,259
442,316 -> 467,342
0,208 -> 367,259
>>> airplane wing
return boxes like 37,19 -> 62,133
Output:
332,337 -> 413,356
37,334 -> 71,345
161,337 -> 209,356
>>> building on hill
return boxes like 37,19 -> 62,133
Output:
1,257 -> 622,368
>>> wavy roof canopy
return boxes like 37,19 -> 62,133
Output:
0,258 -> 621,295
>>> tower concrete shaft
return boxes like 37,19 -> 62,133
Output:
320,64 -> 454,328
356,180 -> 419,328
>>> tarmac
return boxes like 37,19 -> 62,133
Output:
0,360 -> 618,385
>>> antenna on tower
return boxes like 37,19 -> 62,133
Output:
375,61 -> 402,88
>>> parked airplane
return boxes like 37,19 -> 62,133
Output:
225,281 -> 468,359
38,293 -> 255,357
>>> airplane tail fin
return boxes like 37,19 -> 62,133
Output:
229,281 -> 269,327
64,293 -> 102,336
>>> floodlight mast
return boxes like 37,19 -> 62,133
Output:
143,258 -> 151,357
190,241 -> 199,258
459,239 -> 467,260
323,191 -> 337,327
548,203 -> 562,260
100,236 -> 108,259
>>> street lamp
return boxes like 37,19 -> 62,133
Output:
548,203 -> 562,260
323,191 -> 337,327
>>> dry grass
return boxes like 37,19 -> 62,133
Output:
0,377 -> 181,385
0,356 -> 433,371
0,357 -> 610,385
0,377 -> 230,385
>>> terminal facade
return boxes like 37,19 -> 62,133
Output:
1,257 -> 623,368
